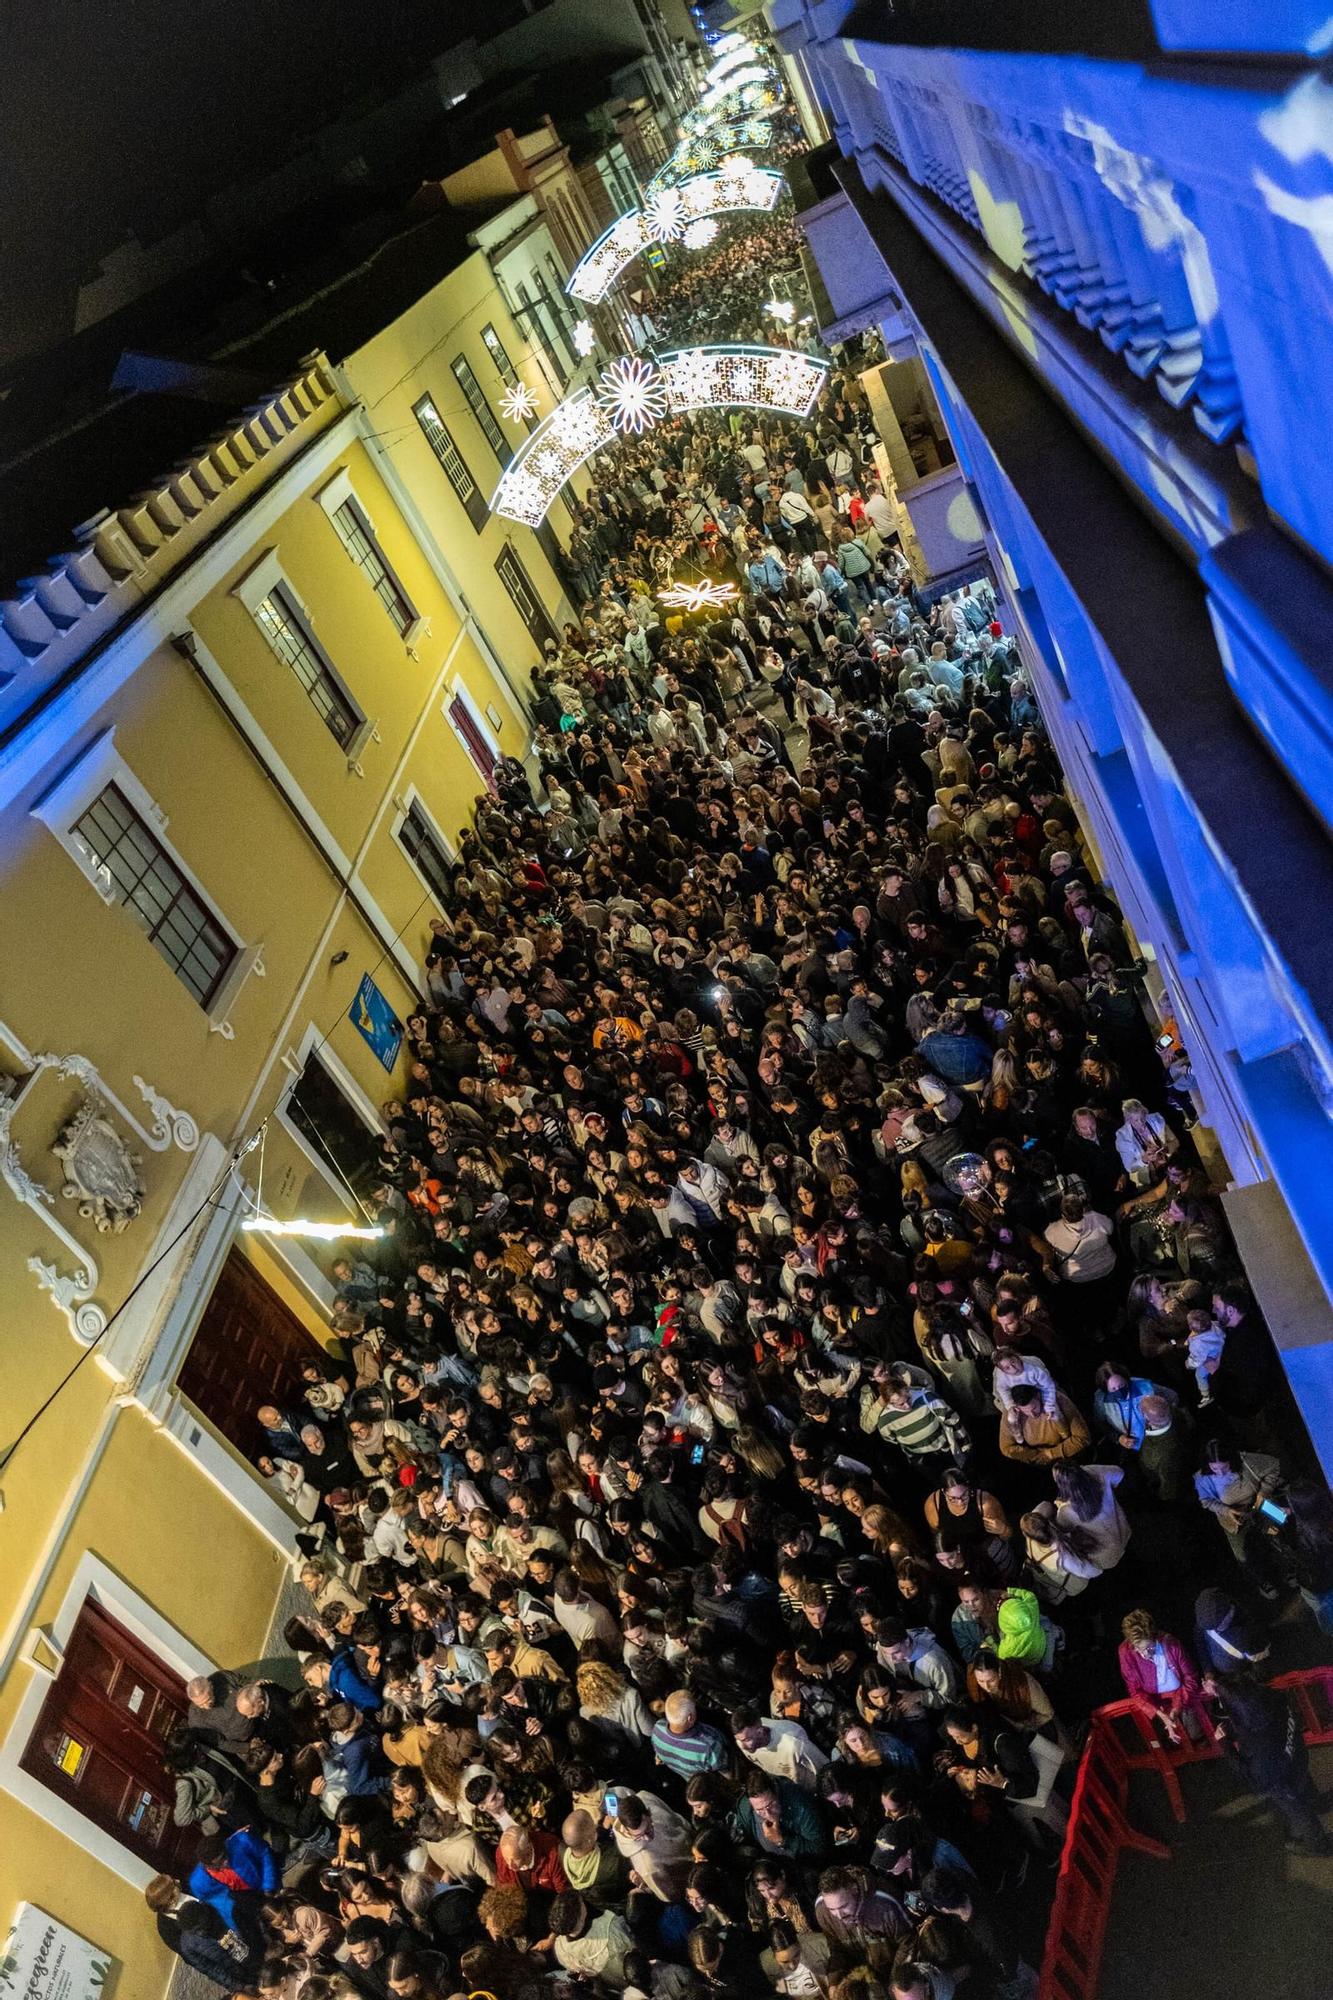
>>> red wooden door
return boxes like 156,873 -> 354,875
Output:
20,1599 -> 196,1870
177,1247 -> 325,1459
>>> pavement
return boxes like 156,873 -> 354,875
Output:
1100,1745 -> 1333,2000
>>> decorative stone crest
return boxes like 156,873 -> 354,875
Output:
52,1096 -> 144,1233
0,1023 -> 199,1342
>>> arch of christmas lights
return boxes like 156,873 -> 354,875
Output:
704,41 -> 759,88
682,80 -> 779,135
646,119 -> 774,195
490,344 -> 829,528
565,165 -> 784,307
689,67 -> 777,125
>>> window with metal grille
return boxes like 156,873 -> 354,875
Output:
495,544 -> 560,650
330,498 -> 415,634
452,354 -> 511,466
414,396 -> 489,532
481,323 -> 539,432
516,279 -> 569,389
397,796 -> 455,905
533,264 -> 577,375
253,585 -> 362,746
481,323 -> 520,389
71,785 -> 236,1006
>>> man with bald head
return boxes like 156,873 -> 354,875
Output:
494,1822 -> 566,1934
558,1809 -> 629,1910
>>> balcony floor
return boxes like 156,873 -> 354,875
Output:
1102,1744 -> 1333,2000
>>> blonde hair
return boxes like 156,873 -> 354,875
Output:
576,1659 -> 628,1714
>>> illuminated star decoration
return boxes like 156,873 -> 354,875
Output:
658,578 -> 740,612
597,355 -> 669,436
766,297 -> 795,322
682,218 -> 718,250
572,317 -> 596,358
499,382 -> 539,422
645,185 -> 687,242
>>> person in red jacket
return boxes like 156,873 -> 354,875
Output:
1117,1608 -> 1206,1744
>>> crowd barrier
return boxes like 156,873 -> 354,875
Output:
1037,1666 -> 1333,2000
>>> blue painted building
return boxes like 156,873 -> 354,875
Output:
769,0 -> 1333,1466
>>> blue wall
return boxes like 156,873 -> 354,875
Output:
773,0 -> 1333,1463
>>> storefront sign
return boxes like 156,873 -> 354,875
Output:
0,1906 -> 113,2000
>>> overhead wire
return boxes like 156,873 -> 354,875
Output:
0,871 -> 438,1482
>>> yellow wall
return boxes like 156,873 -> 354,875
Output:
0,241 -> 553,1978
343,247 -> 576,687
0,1409 -> 287,2000
440,150 -> 516,207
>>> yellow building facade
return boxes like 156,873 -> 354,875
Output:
0,338 -> 539,1989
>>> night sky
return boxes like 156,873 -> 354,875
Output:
0,0 -> 480,369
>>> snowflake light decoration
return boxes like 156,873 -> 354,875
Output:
645,186 -> 687,242
499,382 -> 539,423
684,136 -> 720,173
682,218 -> 718,250
766,297 -> 795,322
571,318 -> 596,358
491,346 -> 828,528
492,466 -> 549,525
566,170 -> 782,304
597,356 -> 669,436
661,347 -> 716,407
549,393 -> 605,452
659,578 -> 739,612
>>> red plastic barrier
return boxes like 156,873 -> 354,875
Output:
1038,1715 -> 1169,2000
1038,1667 -> 1333,2000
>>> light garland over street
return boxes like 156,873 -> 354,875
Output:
565,166 -> 784,306
490,345 -> 828,527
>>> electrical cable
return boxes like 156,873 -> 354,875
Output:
0,873 -> 437,1482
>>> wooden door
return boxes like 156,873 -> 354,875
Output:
20,1599 -> 196,1870
177,1246 -> 325,1459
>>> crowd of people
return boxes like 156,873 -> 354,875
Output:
145,138 -> 1333,2000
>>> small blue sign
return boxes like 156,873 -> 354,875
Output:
349,974 -> 403,1071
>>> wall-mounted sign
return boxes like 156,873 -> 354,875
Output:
349,975 -> 404,1072
0,1905 -> 114,2000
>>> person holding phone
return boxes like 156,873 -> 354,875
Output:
1194,1440 -> 1285,1597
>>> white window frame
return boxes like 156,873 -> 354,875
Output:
30,728 -> 259,1032
313,468 -> 428,649
391,783 -> 457,903
275,1020 -> 385,1209
0,1552 -> 216,1889
443,676 -> 503,761
232,548 -> 375,766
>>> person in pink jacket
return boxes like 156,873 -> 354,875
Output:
1117,1608 -> 1205,1743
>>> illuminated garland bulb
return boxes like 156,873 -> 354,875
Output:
682,218 -> 718,250
572,318 -> 596,357
500,382 -> 539,422
658,578 -> 739,611
242,1217 -> 386,1241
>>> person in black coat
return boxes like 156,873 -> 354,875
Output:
1210,1673 -> 1330,1853
147,1880 -> 264,1994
